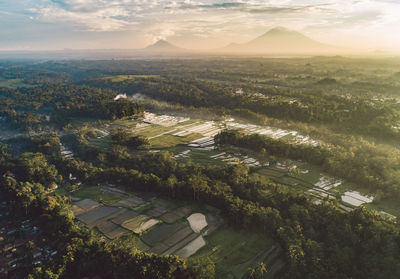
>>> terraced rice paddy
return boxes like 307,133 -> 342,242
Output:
69,184 -> 281,277
71,192 -> 226,258
77,206 -> 123,228
110,210 -> 139,225
74,198 -> 100,211
116,112 -> 378,214
175,235 -> 206,258
193,227 -> 277,279
141,223 -> 185,247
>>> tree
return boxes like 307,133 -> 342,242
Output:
247,262 -> 267,279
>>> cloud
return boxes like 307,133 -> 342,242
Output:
1,0 -> 400,50
168,1 -> 330,14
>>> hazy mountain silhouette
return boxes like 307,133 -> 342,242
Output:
221,27 -> 341,54
143,40 -> 186,53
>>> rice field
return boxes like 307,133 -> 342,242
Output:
105,110 -> 380,214
192,226 -> 276,279
77,206 -> 122,228
187,213 -> 208,233
110,210 -> 139,225
341,191 -> 374,207
174,235 -> 206,258
133,112 -> 376,213
74,198 -> 100,211
71,186 -> 123,205
141,223 -> 185,247
68,182 -> 282,276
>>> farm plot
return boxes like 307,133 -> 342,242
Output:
210,152 -> 262,167
149,243 -> 170,254
104,227 -> 130,240
175,122 -> 221,138
174,235 -> 206,258
113,196 -> 145,208
97,220 -> 120,234
204,213 -> 224,235
341,191 -> 374,207
162,233 -> 200,256
187,213 -> 208,233
163,226 -> 194,247
141,222 -> 185,247
226,119 -> 319,147
150,133 -> 201,148
314,176 -> 342,191
143,112 -> 190,127
170,147 -> 226,166
193,227 -> 275,279
78,206 -> 123,228
121,215 -> 159,234
73,198 -> 100,212
160,206 -> 192,223
121,215 -> 149,230
256,159 -> 376,211
159,212 -> 180,223
110,210 -> 139,225
72,186 -> 122,205
146,204 -> 169,217
135,219 -> 160,234
133,124 -> 172,138
188,136 -> 215,149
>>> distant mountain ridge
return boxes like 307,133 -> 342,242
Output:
143,40 -> 186,53
220,27 -> 341,54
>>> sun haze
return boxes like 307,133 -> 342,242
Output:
1,0 -> 399,52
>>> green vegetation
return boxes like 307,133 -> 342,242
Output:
3,58 -> 400,278
216,129 -> 400,199
0,78 -> 32,88
70,186 -> 122,205
101,75 -> 161,82
0,84 -> 144,131
194,227 -> 274,278
150,133 -> 201,148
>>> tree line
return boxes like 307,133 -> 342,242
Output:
215,130 -> 400,199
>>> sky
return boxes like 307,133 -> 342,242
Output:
1,0 -> 400,51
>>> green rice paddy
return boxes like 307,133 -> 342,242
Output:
193,227 -> 274,279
